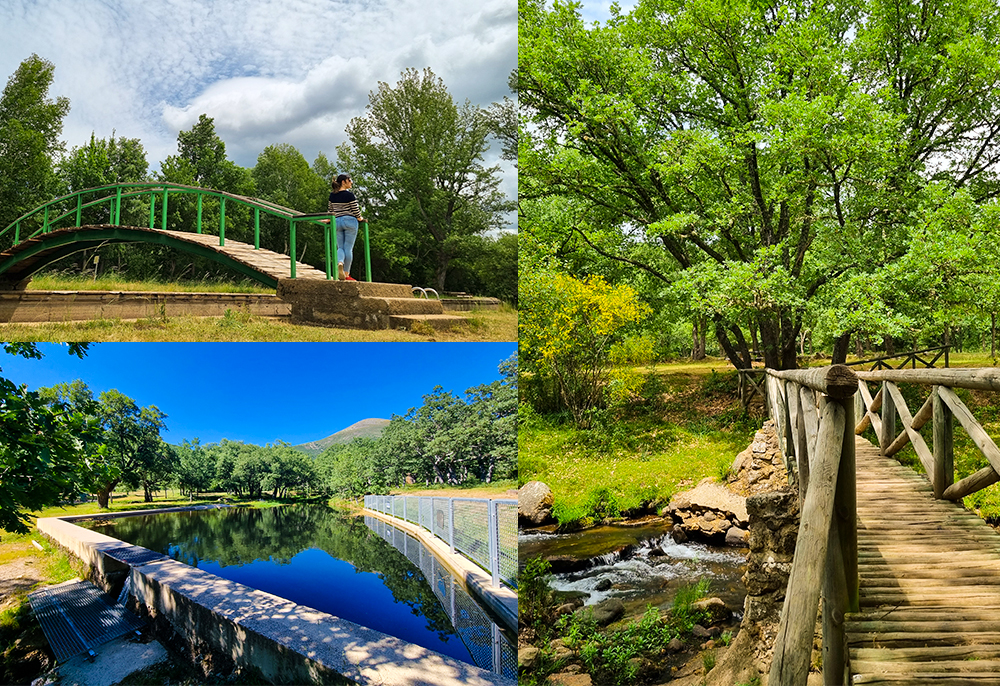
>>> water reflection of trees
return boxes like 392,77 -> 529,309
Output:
92,505 -> 455,641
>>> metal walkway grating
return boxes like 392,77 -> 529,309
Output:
28,579 -> 146,663
102,545 -> 167,566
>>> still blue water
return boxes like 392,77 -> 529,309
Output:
86,504 -> 474,664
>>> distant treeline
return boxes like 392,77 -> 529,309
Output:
39,354 -> 517,506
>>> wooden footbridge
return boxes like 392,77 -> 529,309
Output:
764,365 -> 1000,685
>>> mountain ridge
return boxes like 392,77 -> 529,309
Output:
292,417 -> 391,457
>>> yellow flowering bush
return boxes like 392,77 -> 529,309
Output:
519,270 -> 651,427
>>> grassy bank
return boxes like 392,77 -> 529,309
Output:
0,305 -> 516,342
519,363 -> 759,528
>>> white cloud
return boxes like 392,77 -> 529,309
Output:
0,0 -> 516,201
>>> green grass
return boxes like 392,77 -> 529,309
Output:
27,273 -> 274,293
520,368 -> 757,528
0,306 -> 516,342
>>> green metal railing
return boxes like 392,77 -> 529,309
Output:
0,183 -> 372,282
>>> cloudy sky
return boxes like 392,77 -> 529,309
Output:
0,0 -> 516,215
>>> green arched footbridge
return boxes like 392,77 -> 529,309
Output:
0,183 -> 371,289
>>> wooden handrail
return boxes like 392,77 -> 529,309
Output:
845,344 -> 950,371
768,364 -> 1000,683
766,366 -> 858,686
854,367 -> 1000,502
855,367 -> 1000,391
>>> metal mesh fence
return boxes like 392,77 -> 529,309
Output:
420,498 -> 433,532
453,499 -> 490,572
363,515 -> 516,678
495,501 -> 518,589
405,496 -> 420,525
365,494 -> 518,591
432,497 -> 450,543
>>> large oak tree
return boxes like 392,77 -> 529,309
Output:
519,0 -> 1000,369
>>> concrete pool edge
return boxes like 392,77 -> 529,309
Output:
36,514 -> 515,686
361,508 -> 518,634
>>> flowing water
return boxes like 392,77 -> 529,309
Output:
519,520 -> 748,619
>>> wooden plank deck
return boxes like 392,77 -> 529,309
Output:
848,437 -> 1000,684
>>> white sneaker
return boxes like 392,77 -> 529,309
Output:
337,262 -> 346,280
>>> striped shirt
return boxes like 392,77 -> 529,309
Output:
328,190 -> 361,219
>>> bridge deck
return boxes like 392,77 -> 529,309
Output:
848,438 -> 1000,684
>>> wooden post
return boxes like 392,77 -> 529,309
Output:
823,517 -> 848,686
789,381 -> 809,507
880,381 -> 895,455
837,396 -> 858,615
769,401 -> 846,686
932,386 -> 954,499
853,386 -> 864,434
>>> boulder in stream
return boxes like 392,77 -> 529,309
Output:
576,597 -> 625,626
666,477 -> 749,543
519,481 -> 554,526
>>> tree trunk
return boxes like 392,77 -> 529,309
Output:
758,315 -> 781,370
143,484 -> 153,503
832,331 -> 852,365
691,317 -> 706,360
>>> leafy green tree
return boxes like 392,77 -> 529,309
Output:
253,144 -> 326,212
96,389 -> 168,504
0,344 -> 109,535
159,115 -> 256,236
488,69 -> 518,165
316,438 -> 388,498
0,54 -> 70,235
518,0 -> 1000,369
337,68 -> 511,290
253,143 -> 328,260
56,132 -> 149,273
462,355 -> 518,482
175,438 -> 215,496
44,382 -> 170,507
447,232 -> 518,304
262,444 -> 317,498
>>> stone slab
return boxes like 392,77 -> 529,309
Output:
0,291 -> 289,323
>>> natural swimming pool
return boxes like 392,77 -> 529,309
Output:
84,504 -> 515,676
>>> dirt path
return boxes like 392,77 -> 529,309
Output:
0,541 -> 46,610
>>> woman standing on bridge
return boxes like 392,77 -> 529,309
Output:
328,174 -> 365,280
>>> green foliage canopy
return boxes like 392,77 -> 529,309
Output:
519,0 -> 1000,368
338,68 -> 511,290
0,54 -> 70,234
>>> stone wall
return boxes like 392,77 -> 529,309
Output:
0,291 -> 289,323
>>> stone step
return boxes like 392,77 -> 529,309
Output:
389,314 -> 469,331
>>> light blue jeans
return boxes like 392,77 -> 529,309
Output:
335,216 -> 359,276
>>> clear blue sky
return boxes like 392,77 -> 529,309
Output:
0,343 -> 516,446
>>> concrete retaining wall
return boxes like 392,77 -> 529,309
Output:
0,290 -> 289,322
36,514 -> 514,686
